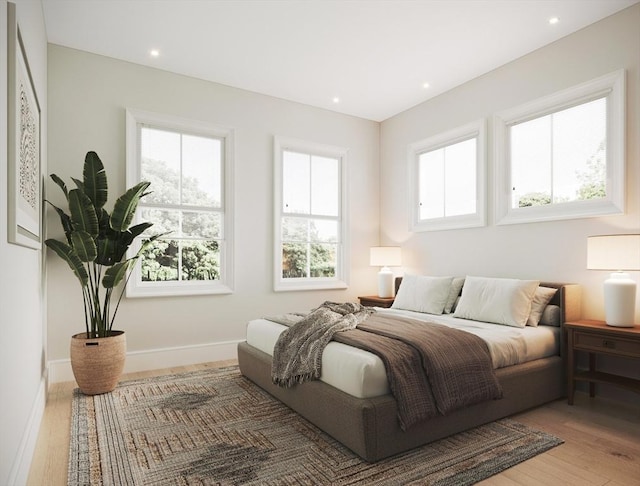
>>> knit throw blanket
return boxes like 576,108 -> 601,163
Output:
270,302 -> 374,388
334,313 -> 503,430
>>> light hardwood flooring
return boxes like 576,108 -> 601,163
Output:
28,361 -> 640,485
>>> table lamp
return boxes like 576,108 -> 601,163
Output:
587,234 -> 640,327
370,247 -> 401,298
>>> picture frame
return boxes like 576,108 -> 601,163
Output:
7,2 -> 42,250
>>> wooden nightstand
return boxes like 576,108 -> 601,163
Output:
565,319 -> 640,405
358,295 -> 395,308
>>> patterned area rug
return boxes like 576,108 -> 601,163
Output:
68,365 -> 562,485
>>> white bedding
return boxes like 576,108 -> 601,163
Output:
245,307 -> 560,399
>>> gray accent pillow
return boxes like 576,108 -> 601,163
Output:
444,277 -> 465,314
526,287 -> 558,327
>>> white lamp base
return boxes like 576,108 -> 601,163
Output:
377,266 -> 394,298
603,272 -> 637,327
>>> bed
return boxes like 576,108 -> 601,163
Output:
238,276 -> 581,462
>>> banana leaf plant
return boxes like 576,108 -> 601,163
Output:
46,151 -> 163,338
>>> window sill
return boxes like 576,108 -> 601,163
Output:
274,279 -> 348,292
126,282 -> 234,298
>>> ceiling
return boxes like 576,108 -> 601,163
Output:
41,0 -> 638,122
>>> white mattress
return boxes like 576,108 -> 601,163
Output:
245,307 -> 560,399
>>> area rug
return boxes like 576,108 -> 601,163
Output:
68,365 -> 562,485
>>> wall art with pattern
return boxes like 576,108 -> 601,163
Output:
7,2 -> 41,249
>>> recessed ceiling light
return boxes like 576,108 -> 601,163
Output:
549,17 -> 559,25
422,82 -> 430,89
150,49 -> 160,57
332,97 -> 340,103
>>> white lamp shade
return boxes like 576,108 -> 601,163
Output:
370,247 -> 402,267
587,234 -> 640,270
587,234 -> 640,327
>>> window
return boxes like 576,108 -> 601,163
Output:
274,137 -> 348,291
125,109 -> 234,296
409,120 -> 486,231
494,70 -> 625,224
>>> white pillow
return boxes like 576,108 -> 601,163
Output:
392,275 -> 454,315
453,276 -> 540,328
526,287 -> 558,327
444,277 -> 465,314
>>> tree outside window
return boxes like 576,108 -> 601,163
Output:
125,109 -> 233,297
274,138 -> 348,291
494,70 -> 624,225
511,97 -> 607,208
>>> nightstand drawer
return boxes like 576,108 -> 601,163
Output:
574,331 -> 640,358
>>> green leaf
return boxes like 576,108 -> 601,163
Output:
102,233 -> 167,288
102,261 -> 131,288
95,237 -> 118,266
83,151 -> 108,210
71,177 -> 85,193
45,201 -> 74,245
112,238 -> 129,264
128,222 -> 153,239
69,189 -> 99,237
45,239 -> 88,286
71,230 -> 97,262
50,174 -> 69,199
96,207 -> 112,237
120,222 -> 153,248
110,181 -> 151,232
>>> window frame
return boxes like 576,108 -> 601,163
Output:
274,136 -> 349,292
125,108 -> 234,297
494,69 -> 625,225
408,119 -> 487,232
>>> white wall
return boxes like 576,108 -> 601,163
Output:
0,1 -> 48,484
1,3 -> 633,480
380,5 -> 640,400
46,45 -> 380,375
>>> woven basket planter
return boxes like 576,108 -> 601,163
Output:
70,331 -> 126,395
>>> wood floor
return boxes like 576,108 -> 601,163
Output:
28,361 -> 640,485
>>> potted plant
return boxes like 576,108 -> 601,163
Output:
46,151 -> 162,395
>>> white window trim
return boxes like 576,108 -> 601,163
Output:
408,119 -> 486,232
274,136 -> 349,292
125,108 -> 235,297
494,69 -> 625,225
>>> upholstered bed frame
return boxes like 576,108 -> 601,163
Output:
237,281 -> 581,462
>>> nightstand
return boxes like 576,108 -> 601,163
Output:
565,319 -> 640,405
358,295 -> 395,308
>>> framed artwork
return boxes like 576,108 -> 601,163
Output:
7,2 -> 42,249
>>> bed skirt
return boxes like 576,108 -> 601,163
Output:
237,341 -> 565,462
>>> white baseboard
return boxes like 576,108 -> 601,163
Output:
48,339 -> 241,384
8,375 -> 46,486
